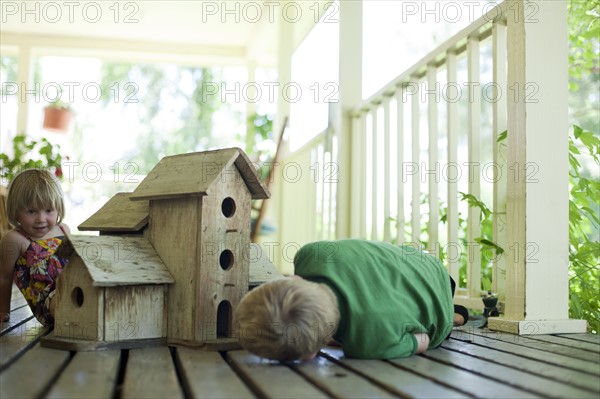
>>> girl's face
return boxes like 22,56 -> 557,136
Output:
17,206 -> 58,239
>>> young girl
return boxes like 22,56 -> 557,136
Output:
0,169 -> 70,325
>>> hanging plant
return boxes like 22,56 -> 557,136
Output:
43,99 -> 73,132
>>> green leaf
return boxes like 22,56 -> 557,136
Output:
497,130 -> 507,143
475,238 -> 505,255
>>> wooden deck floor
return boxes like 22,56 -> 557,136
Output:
1,290 -> 598,398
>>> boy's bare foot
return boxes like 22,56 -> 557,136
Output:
454,313 -> 465,326
453,305 -> 469,326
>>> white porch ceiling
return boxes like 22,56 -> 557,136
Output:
0,0 -> 280,64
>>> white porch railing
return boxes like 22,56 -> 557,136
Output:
347,3 -> 512,310
275,0 -> 586,334
271,130 -> 338,273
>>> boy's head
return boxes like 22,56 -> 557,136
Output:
7,169 -> 65,227
234,277 -> 340,361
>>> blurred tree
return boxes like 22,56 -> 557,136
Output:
98,63 -> 227,173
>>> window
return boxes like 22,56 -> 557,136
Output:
363,0 -> 502,98
289,2 -> 339,151
0,49 -> 19,153
22,55 -> 271,230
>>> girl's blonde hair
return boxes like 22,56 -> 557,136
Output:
234,278 -> 340,361
6,169 -> 65,227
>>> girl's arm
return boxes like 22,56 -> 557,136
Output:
0,232 -> 22,321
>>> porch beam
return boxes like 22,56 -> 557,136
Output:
15,45 -> 32,137
335,0 -> 362,239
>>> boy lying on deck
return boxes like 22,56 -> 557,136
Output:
234,239 -> 469,361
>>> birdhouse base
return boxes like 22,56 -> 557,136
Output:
168,337 -> 242,352
41,331 -> 167,352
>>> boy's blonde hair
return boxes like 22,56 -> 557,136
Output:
7,169 -> 65,227
234,277 -> 340,361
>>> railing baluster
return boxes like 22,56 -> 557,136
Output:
446,50 -> 460,285
396,87 -> 405,243
427,64 -> 439,250
411,77 -> 420,244
350,115 -> 361,237
317,142 -> 325,240
383,97 -> 392,242
310,146 -> 319,240
371,107 -> 379,240
327,137 -> 339,240
467,35 -> 482,298
359,113 -> 368,238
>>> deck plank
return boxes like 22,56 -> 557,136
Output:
122,346 -> 183,399
227,350 -> 327,398
2,286 -> 34,337
452,329 -> 599,375
389,349 -> 542,398
424,346 -> 595,398
443,339 -> 600,393
0,318 -> 49,371
46,350 -> 121,399
176,348 -> 255,398
293,352 -> 397,398
322,348 -> 469,398
0,306 -> 34,336
0,344 -> 70,399
554,333 -> 600,345
459,328 -> 599,363
526,334 -> 600,352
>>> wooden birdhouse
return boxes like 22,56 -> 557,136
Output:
78,192 -> 149,236
42,235 -> 174,351
129,148 -> 269,349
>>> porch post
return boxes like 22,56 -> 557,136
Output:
488,0 -> 586,334
334,0 -> 362,239
270,4 -> 294,270
15,45 -> 32,137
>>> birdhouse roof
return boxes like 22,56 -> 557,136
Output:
129,147 -> 270,201
60,235 -> 174,287
78,193 -> 149,232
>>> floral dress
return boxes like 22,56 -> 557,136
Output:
13,227 -> 68,325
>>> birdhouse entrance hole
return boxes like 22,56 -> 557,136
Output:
221,197 -> 236,218
71,287 -> 84,307
219,250 -> 234,270
216,300 -> 232,338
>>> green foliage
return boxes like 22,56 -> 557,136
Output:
0,56 -> 18,96
567,0 -> 600,334
244,113 -> 276,180
392,119 -> 599,335
98,63 -> 224,174
568,0 -> 599,132
396,186 -> 504,292
0,135 -> 63,184
568,125 -> 600,334
45,98 -> 72,111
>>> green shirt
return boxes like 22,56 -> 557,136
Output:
294,239 -> 454,359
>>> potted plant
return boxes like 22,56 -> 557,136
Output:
0,135 -> 63,185
43,100 -> 73,132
